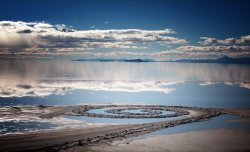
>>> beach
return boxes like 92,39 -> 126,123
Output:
1,104 -> 249,152
86,128 -> 250,152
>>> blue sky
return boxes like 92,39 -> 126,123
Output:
0,0 -> 250,60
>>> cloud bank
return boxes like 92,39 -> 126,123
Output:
0,21 -> 250,59
199,36 -> 250,45
0,21 -> 186,56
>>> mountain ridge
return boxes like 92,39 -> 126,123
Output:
71,56 -> 250,64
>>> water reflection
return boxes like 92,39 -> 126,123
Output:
0,60 -> 249,100
0,60 -> 249,82
0,80 -> 178,97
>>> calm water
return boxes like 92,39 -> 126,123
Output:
0,120 -> 57,135
120,114 -> 250,144
0,60 -> 250,134
87,108 -> 175,115
65,103 -> 179,125
0,60 -> 249,108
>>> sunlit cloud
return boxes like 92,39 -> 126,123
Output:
175,45 -> 250,52
1,21 -> 250,60
199,35 -> 250,45
0,21 -> 186,56
162,45 -> 250,59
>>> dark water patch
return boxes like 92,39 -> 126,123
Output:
0,120 -> 57,135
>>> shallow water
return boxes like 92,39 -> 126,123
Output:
0,121 -> 57,135
88,108 -> 175,115
121,114 -> 250,143
150,114 -> 250,135
64,114 -> 185,124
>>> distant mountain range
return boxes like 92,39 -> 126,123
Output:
72,56 -> 250,64
171,56 -> 250,64
71,58 -> 153,62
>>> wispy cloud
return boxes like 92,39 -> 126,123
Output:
89,25 -> 96,29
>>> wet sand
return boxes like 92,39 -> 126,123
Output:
0,105 -> 248,152
86,128 -> 250,152
220,108 -> 250,123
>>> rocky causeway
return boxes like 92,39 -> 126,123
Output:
0,104 -> 234,152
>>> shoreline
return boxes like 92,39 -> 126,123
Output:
0,104 -> 248,152
86,128 -> 250,152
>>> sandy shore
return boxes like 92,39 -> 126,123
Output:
85,128 -> 250,152
0,105 -> 248,152
220,108 -> 250,123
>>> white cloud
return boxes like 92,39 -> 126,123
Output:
199,35 -> 250,45
175,45 -> 250,52
161,45 -> 250,59
1,21 -> 250,60
0,21 -> 186,56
